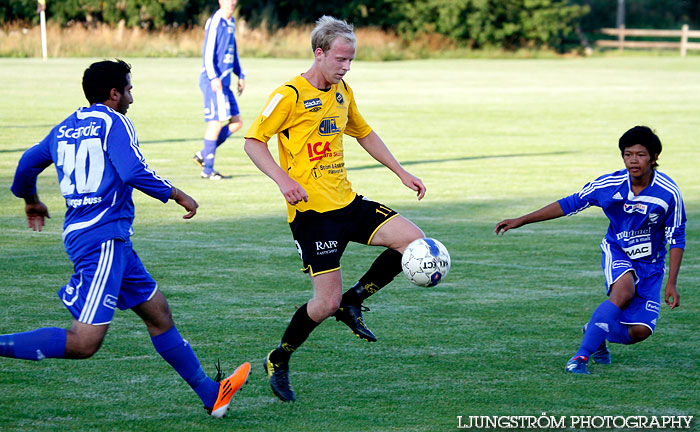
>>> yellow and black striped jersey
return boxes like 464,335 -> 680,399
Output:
245,75 -> 372,222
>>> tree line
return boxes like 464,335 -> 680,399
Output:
2,0 -> 699,52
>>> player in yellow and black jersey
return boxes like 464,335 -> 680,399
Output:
244,16 -> 427,402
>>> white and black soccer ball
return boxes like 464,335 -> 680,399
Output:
401,238 -> 451,287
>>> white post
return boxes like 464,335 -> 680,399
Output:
38,0 -> 47,60
681,24 -> 689,57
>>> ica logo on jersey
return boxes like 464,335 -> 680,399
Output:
307,141 -> 331,162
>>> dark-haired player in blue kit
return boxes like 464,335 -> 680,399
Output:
193,0 -> 245,180
495,126 -> 685,375
3,59 -> 249,417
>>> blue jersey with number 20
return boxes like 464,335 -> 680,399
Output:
11,104 -> 172,262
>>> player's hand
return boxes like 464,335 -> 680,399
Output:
25,201 -> 50,232
210,78 -> 223,93
237,78 -> 245,96
664,282 -> 680,309
171,187 -> 198,219
400,172 -> 426,201
278,177 -> 308,206
494,218 -> 523,235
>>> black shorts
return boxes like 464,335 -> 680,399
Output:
290,194 -> 398,276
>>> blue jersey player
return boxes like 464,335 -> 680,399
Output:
3,59 -> 250,417
193,0 -> 245,180
495,126 -> 685,375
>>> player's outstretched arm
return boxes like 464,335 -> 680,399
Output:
170,187 -> 198,219
664,247 -> 683,309
244,138 -> 308,205
495,201 -> 564,235
23,193 -> 50,232
357,131 -> 426,200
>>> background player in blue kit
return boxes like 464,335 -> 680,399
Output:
3,59 -> 250,417
495,126 -> 685,375
193,0 -> 245,180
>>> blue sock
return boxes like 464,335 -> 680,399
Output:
607,321 -> 634,344
216,127 -> 232,146
201,139 -> 217,175
0,327 -> 66,360
575,300 -> 622,358
151,326 -> 218,408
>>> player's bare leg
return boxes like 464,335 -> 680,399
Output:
64,321 -> 109,359
335,215 -> 424,341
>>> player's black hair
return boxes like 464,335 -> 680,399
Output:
618,125 -> 662,169
82,59 -> 131,105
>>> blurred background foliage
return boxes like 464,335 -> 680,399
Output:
1,0 -> 699,52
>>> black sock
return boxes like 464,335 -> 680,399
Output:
342,248 -> 403,305
270,303 -> 319,364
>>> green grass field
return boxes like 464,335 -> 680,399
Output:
0,57 -> 698,431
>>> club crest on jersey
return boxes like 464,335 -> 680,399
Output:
648,213 -> 660,224
319,117 -> 340,136
624,202 -> 648,214
336,92 -> 344,105
304,98 -> 322,109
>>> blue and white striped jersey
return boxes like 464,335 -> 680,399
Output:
200,10 -> 243,87
11,104 -> 172,262
558,169 -> 686,264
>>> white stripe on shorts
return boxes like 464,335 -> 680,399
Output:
79,240 -> 114,324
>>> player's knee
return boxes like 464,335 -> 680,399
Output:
629,325 -> 652,342
315,297 -> 341,319
68,338 -> 104,359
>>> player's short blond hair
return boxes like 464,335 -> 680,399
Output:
311,16 -> 355,53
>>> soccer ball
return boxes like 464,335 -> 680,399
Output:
401,238 -> 450,287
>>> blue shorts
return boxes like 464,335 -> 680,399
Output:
200,73 -> 240,122
600,240 -> 664,332
57,239 -> 158,325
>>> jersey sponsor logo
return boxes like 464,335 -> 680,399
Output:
624,202 -> 648,214
318,117 -> 341,136
103,294 -> 118,310
336,92 -> 344,105
622,242 -> 652,259
612,192 -> 624,200
307,141 -> 331,161
56,122 -> 102,139
315,240 -> 338,255
304,98 -> 322,109
616,228 -> 651,241
67,196 -> 103,208
315,240 -> 338,250
645,301 -> 660,313
319,162 -> 345,175
311,168 -> 322,179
